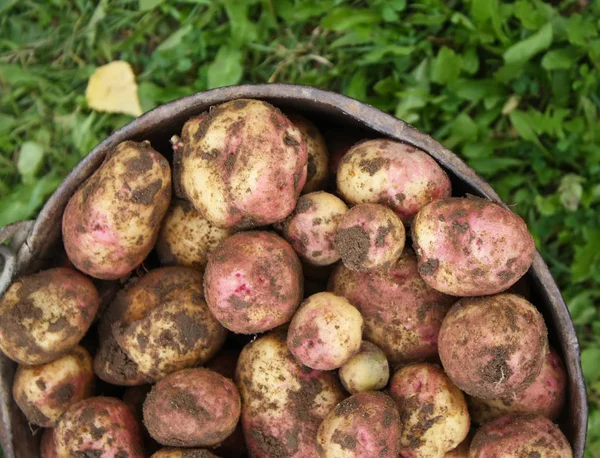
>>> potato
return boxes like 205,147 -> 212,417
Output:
316,391 -> 401,458
287,113 -> 329,194
111,267 -> 227,381
63,140 -> 172,280
13,345 -> 94,427
469,414 -> 572,457
40,428 -> 58,458
204,231 -> 303,334
0,267 -> 99,365
54,396 -> 144,457
151,450 -> 220,458
282,192 -> 348,266
468,347 -> 566,424
337,139 -> 451,223
156,199 -> 232,270
178,99 -> 308,229
438,294 -> 548,400
287,292 -> 363,370
411,197 -> 535,296
444,436 -> 471,458
328,250 -> 455,365
389,363 -> 470,457
143,368 -> 241,448
235,331 -> 345,458
339,341 -> 389,394
334,203 -> 405,271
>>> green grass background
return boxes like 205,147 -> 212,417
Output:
1,0 -> 599,454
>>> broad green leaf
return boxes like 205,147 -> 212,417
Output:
0,0 -> 18,14
504,23 -> 553,64
207,46 -> 243,89
156,24 -> 193,52
17,142 -> 44,182
321,8 -> 379,31
139,0 -> 165,11
566,14 -> 598,46
431,47 -> 462,84
513,0 -> 548,30
509,111 -> 542,145
558,174 -> 585,211
572,229 -> 600,282
469,157 -> 524,175
344,70 -> 367,101
582,347 -> 600,382
359,45 -> 414,64
470,0 -> 509,43
451,113 -> 478,139
541,47 -> 578,70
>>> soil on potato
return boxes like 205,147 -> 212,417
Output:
335,226 -> 370,270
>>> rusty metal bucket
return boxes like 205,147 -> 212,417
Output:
0,84 -> 588,457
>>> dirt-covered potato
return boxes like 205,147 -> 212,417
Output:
110,267 -> 227,381
316,391 -> 401,458
389,363 -> 470,457
235,331 -> 345,458
177,99 -> 308,229
328,250 -> 455,365
204,231 -> 303,334
54,396 -> 144,457
151,450 -> 220,458
156,198 -> 232,270
63,140 -> 171,280
287,292 -> 363,370
334,203 -> 405,271
0,267 -> 99,365
287,113 -> 329,193
339,341 -> 389,394
469,414 -> 572,457
282,192 -> 348,266
468,347 -> 566,424
143,368 -> 241,448
438,294 -> 548,400
412,197 -> 535,296
337,139 -> 451,223
40,428 -> 58,458
13,345 -> 94,427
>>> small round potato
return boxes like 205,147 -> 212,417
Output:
204,231 -> 303,334
468,347 -> 566,424
334,203 -> 405,271
328,250 -> 455,365
287,113 -> 329,194
282,192 -> 348,266
412,197 -> 535,296
337,139 -> 451,223
63,140 -> 172,280
0,267 -> 99,365
389,363 -> 470,457
54,396 -> 145,457
40,428 -> 59,458
438,294 -> 548,400
151,450 -> 220,458
287,292 -> 363,370
143,368 -> 241,448
236,331 -> 345,458
469,414 -> 572,457
178,99 -> 308,229
156,199 -> 232,270
316,391 -> 401,458
13,346 -> 94,427
339,341 -> 389,394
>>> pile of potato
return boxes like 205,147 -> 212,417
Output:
0,98 -> 571,457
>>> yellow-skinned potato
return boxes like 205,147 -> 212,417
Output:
63,140 -> 171,280
338,341 -> 389,394
151,450 -> 220,458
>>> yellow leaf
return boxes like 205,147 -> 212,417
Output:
85,61 -> 143,117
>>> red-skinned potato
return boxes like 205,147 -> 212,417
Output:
235,331 -> 345,458
316,391 -> 401,458
0,267 -> 99,365
143,368 -> 241,448
40,428 -> 58,458
328,250 -> 455,365
389,363 -> 470,457
468,347 -> 566,424
63,140 -> 171,280
13,345 -> 94,427
54,396 -> 145,457
334,203 -> 405,271
411,197 -> 535,296
156,199 -> 232,270
336,139 -> 451,223
177,99 -> 308,229
339,341 -> 389,394
438,294 -> 548,400
469,414 -> 572,457
151,449 -> 220,458
204,231 -> 303,334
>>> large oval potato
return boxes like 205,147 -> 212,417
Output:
178,99 -> 308,229
63,140 -> 171,280
0,268 -> 99,365
412,197 -> 535,296
235,331 -> 345,458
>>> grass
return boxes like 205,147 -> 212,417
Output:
1,0 -> 599,454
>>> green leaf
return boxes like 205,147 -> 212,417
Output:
156,24 -> 193,52
582,348 -> 600,382
321,8 -> 379,31
17,142 -> 45,183
541,47 -> 578,70
572,229 -> 600,282
451,113 -> 478,139
0,0 -> 18,14
344,70 -> 367,101
207,46 -> 243,89
470,0 -> 509,43
469,157 -> 524,175
566,14 -> 598,46
513,0 -> 548,30
509,111 -> 544,150
139,0 -> 165,11
503,23 -> 553,64
431,47 -> 463,85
